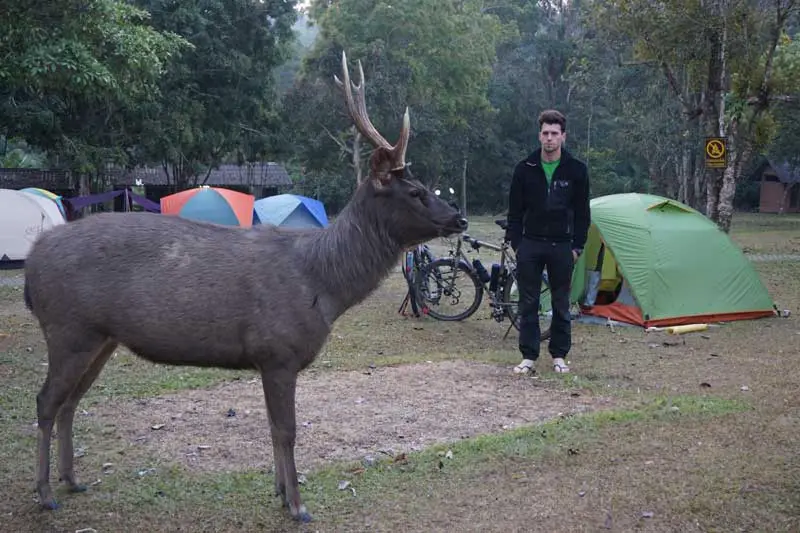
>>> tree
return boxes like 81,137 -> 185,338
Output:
0,0 -> 189,171
131,0 -> 300,189
591,0 -> 800,231
296,0 -> 508,212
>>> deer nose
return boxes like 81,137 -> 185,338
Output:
457,217 -> 468,230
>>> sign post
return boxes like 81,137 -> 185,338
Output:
705,137 -> 727,169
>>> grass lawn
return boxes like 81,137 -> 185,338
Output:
0,212 -> 798,532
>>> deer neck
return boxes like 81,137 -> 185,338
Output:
306,186 -> 403,320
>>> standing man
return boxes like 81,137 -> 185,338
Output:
505,109 -> 590,375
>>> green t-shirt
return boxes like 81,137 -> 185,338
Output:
541,159 -> 560,187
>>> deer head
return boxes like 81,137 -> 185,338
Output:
334,51 -> 467,245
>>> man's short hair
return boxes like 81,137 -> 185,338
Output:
538,109 -> 566,132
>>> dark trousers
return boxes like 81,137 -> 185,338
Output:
516,238 -> 574,360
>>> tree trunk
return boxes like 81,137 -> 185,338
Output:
717,134 -> 752,233
679,140 -> 691,203
692,160 -> 705,211
706,170 -> 722,222
460,152 -> 468,216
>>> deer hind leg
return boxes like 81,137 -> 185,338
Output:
35,329 -> 110,510
261,369 -> 311,523
267,412 -> 287,502
56,340 -> 117,493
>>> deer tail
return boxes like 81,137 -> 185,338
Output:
23,277 -> 33,312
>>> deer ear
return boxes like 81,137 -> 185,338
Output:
369,147 -> 395,187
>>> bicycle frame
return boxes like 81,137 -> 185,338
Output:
445,234 -> 519,321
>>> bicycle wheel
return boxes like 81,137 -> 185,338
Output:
503,268 -> 552,341
416,258 -> 483,321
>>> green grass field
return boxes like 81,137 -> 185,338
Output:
1,212 -> 798,532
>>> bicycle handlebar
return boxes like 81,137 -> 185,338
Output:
461,234 -> 505,253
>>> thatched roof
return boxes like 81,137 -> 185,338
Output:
0,162 -> 293,191
116,162 -> 293,187
0,168 -> 74,190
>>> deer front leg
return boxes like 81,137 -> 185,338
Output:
261,369 -> 311,523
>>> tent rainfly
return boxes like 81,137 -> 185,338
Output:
570,193 -> 777,327
0,188 -> 66,263
253,194 -> 329,228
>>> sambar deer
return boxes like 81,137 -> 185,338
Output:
23,51 -> 467,523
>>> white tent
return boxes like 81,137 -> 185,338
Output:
0,189 -> 66,263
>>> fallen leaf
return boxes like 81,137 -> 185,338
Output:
641,511 -> 654,519
151,424 -> 165,430
337,480 -> 350,490
740,385 -> 750,392
700,382 -> 712,388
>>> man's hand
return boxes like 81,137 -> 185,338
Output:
572,249 -> 580,262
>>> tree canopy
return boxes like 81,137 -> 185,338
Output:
2,0 -> 800,231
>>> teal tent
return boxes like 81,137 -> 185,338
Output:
253,194 -> 329,228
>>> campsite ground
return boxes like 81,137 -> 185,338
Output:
0,212 -> 798,533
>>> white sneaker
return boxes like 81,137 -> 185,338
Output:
513,358 -> 535,375
552,358 -> 570,373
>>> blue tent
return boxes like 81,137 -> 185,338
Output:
253,194 -> 329,228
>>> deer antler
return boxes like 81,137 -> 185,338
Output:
334,51 -> 410,171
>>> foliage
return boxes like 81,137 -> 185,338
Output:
131,0 -> 300,188
0,0 -> 190,172
288,0 -> 509,207
0,137 -> 46,168
4,0 -> 800,217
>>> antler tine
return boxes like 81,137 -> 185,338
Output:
334,51 -> 395,152
392,107 -> 410,170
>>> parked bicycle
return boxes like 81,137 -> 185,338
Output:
399,242 -> 436,317
414,219 -> 552,341
398,187 -> 457,317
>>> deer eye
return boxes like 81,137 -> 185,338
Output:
410,189 -> 423,198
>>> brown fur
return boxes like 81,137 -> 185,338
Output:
24,53 -> 467,524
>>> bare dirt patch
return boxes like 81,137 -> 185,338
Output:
91,360 -> 614,474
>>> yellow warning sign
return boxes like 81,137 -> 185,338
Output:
705,137 -> 727,169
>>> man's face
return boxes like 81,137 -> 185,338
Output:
539,122 -> 565,154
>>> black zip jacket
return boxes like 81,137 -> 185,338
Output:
505,148 -> 591,253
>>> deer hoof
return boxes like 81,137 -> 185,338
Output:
40,498 -> 59,511
294,511 -> 313,523
68,483 -> 87,493
37,485 -> 59,510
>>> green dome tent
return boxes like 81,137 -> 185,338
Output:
570,193 -> 776,327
